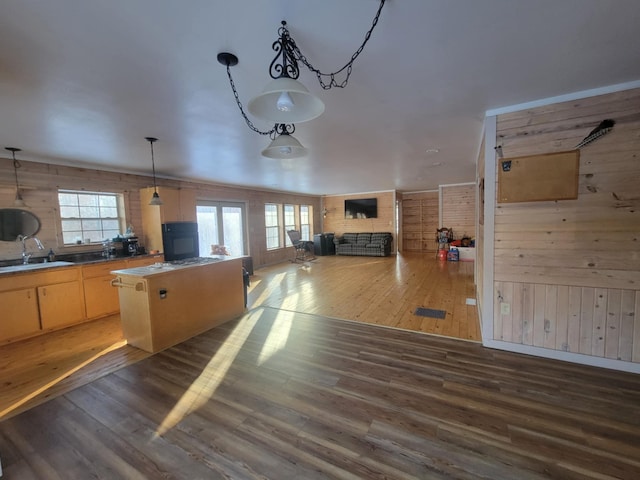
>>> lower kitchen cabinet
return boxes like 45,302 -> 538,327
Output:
83,276 -> 120,319
0,288 -> 40,341
0,255 -> 165,344
38,281 -> 85,330
82,256 -> 161,319
82,260 -> 127,320
0,266 -> 84,342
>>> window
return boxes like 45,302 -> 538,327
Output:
284,204 -> 296,246
300,205 -> 311,241
265,203 -> 313,250
265,203 -> 280,250
58,190 -> 124,245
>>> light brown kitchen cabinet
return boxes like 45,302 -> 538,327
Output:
38,281 -> 84,330
0,288 -> 40,341
125,255 -> 162,269
0,256 -> 165,344
82,256 -> 161,320
0,266 -> 84,342
140,186 -> 197,252
82,260 -> 127,319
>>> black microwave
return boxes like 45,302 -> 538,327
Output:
161,222 -> 199,261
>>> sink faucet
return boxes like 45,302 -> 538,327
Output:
17,235 -> 45,264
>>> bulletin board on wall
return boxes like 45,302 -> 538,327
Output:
497,150 -> 580,203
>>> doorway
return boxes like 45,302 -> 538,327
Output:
196,201 -> 247,257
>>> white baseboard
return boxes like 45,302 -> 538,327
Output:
483,339 -> 640,374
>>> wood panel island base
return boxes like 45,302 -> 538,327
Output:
111,257 -> 245,353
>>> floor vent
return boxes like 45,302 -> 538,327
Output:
414,307 -> 446,319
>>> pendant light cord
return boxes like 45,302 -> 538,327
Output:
13,156 -> 21,190
147,138 -> 159,192
225,64 -> 277,137
5,147 -> 22,190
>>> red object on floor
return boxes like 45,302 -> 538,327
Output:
437,249 -> 447,260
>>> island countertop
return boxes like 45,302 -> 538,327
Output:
109,256 -> 231,278
111,256 -> 245,353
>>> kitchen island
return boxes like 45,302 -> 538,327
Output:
111,257 -> 245,353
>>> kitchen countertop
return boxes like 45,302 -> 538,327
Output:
111,256 -> 231,278
0,253 -> 163,276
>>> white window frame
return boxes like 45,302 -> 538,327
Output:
300,205 -> 311,241
58,190 -> 125,245
284,204 -> 296,246
265,203 -> 281,250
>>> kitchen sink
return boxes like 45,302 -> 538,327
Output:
0,261 -> 75,274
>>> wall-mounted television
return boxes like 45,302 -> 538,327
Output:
345,198 -> 378,219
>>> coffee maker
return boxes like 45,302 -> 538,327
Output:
122,236 -> 139,256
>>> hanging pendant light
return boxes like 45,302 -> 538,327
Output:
261,124 -> 308,159
5,147 -> 27,207
262,132 -> 308,159
248,76 -> 324,124
145,137 -> 163,206
218,2 -> 385,158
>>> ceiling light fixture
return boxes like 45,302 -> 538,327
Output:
6,147 -> 27,207
145,137 -> 163,206
217,0 -> 386,159
261,124 -> 308,159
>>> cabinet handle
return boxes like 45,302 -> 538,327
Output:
42,287 -> 47,296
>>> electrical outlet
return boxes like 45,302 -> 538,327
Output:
500,302 -> 510,315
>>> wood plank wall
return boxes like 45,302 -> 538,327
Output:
493,87 -> 640,364
401,191 -> 438,252
321,191 -> 396,247
401,185 -> 476,253
442,183 -> 476,240
0,160 -> 321,268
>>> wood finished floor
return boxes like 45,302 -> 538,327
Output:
2,254 -> 639,478
1,253 -> 479,420
250,253 -> 480,341
1,306 -> 640,479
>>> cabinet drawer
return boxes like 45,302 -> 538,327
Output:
0,266 -> 81,291
82,260 -> 126,279
126,255 -> 163,268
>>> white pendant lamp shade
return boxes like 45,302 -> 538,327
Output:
149,191 -> 163,206
248,77 -> 324,124
261,133 -> 308,159
14,194 -> 27,207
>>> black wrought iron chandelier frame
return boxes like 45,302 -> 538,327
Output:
218,0 -> 385,136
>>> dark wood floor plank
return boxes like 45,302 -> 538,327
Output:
2,306 -> 640,479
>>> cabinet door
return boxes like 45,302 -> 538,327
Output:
84,275 -> 120,319
38,281 -> 85,330
126,256 -> 162,269
141,186 -> 178,252
0,288 -> 41,341
157,187 -> 181,222
178,188 -> 197,221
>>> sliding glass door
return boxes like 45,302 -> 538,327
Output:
197,201 -> 247,257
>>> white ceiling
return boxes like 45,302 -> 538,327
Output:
1,1 -> 639,195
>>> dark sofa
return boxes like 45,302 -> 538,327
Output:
333,232 -> 393,257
